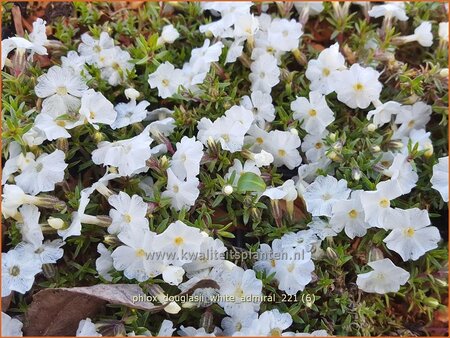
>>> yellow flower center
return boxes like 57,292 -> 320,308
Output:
222,134 -> 230,142
56,120 -> 66,127
287,263 -> 295,272
322,68 -> 331,76
404,227 -> 415,237
322,193 -> 331,201
408,120 -> 415,128
278,149 -> 286,157
308,109 -> 317,117
174,237 -> 184,245
256,137 -> 264,144
270,259 -> 276,267
56,86 -> 68,95
270,328 -> 282,336
89,111 -> 96,119
314,142 -> 323,149
135,249 -> 146,257
173,185 -> 179,193
9,266 -> 20,276
379,198 -> 390,208
348,209 -> 358,219
124,213 -> 132,223
353,83 -> 364,91
235,286 -> 244,298
162,79 -> 170,87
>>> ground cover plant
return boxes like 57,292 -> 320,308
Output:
1,1 -> 449,336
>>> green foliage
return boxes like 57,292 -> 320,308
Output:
1,2 -> 448,336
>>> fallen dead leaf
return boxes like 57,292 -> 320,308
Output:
23,284 -> 163,336
12,6 -> 25,37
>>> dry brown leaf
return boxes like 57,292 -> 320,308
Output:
11,6 -> 25,37
23,280 -> 220,336
23,284 -> 162,336
2,293 -> 13,312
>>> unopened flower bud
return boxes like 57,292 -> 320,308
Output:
42,263 -> 57,279
440,68 -> 448,78
93,131 -> 104,143
47,217 -> 66,230
332,141 -> 343,152
328,133 -> 337,142
423,297 -> 440,309
223,185 -> 233,196
368,247 -> 384,262
165,301 -> 181,314
352,168 -> 361,181
56,138 -> 69,153
35,195 -> 67,212
371,145 -> 381,153
160,155 -> 169,168
104,234 -> 120,246
435,278 -> 448,288
327,150 -> 343,162
367,123 -> 376,132
97,320 -> 126,336
424,144 -> 434,158
389,140 -> 404,150
199,311 -> 214,334
125,88 -> 140,100
289,128 -> 298,136
326,247 -> 338,261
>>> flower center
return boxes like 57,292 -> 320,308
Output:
174,237 -> 184,245
270,259 -> 276,267
314,142 -> 323,149
173,185 -> 179,193
408,120 -> 415,128
308,109 -> 317,117
124,213 -> 132,223
282,30 -> 289,37
403,227 -> 415,237
322,68 -> 331,76
259,72 -> 266,79
9,265 -> 20,276
278,149 -> 286,157
162,79 -> 170,87
221,134 -> 230,142
256,137 -> 264,144
353,83 -> 364,91
376,272 -> 385,280
56,86 -> 68,95
135,249 -> 146,257
348,209 -> 358,219
379,198 -> 390,208
287,263 -> 295,272
56,120 -> 66,127
322,193 -> 331,201
89,111 -> 96,119
270,328 -> 283,336
234,286 -> 244,298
